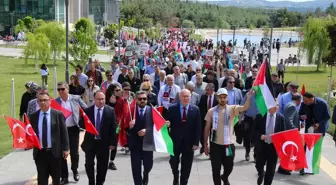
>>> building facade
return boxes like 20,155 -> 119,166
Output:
0,0 -> 120,35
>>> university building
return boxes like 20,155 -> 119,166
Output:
0,0 -> 120,34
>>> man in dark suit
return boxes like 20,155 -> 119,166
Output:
128,91 -> 155,185
56,81 -> 87,184
277,93 -> 301,175
81,91 -> 118,185
253,106 -> 290,185
154,70 -> 166,91
166,89 -> 202,185
198,83 -> 218,154
29,91 -> 70,185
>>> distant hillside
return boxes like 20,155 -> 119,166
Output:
207,0 -> 336,11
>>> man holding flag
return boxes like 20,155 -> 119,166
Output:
55,81 -> 87,184
203,88 -> 252,185
128,91 -> 155,185
28,91 -> 70,185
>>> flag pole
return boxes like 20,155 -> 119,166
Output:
10,78 -> 16,118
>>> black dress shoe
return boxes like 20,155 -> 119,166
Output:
299,169 -> 305,176
200,147 -> 204,154
257,175 -> 263,185
173,178 -> 179,185
143,173 -> 148,185
277,167 -> 291,175
73,171 -> 80,182
108,162 -> 117,170
60,178 -> 69,185
245,153 -> 250,161
236,137 -> 243,144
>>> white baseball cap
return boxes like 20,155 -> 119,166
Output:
216,88 -> 228,96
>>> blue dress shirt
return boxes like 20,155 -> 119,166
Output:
243,94 -> 259,118
180,103 -> 190,119
38,108 -> 52,148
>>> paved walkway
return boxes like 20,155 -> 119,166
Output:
0,132 -> 335,185
0,47 -> 308,67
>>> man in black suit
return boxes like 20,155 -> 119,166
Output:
166,89 -> 202,185
128,91 -> 155,185
29,91 -> 70,185
81,91 -> 118,185
253,106 -> 289,185
198,83 -> 218,154
154,70 -> 166,91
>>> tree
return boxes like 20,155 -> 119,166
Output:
69,30 -> 98,67
302,17 -> 330,71
104,24 -> 119,48
263,26 -> 270,38
23,32 -> 51,72
36,22 -> 66,66
70,18 -> 97,67
181,19 -> 195,29
326,3 -> 336,16
14,19 -> 25,34
74,18 -> 95,36
23,16 -> 34,32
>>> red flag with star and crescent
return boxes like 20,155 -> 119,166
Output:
78,106 -> 99,135
50,97 -> 72,119
24,114 -> 41,149
271,129 -> 307,171
4,115 -> 29,149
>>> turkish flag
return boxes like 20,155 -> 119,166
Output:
118,99 -> 136,146
271,129 -> 307,170
50,97 -> 72,119
78,106 -> 98,135
23,114 -> 41,149
301,84 -> 306,95
4,115 -> 28,149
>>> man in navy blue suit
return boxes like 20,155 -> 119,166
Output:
166,89 -> 202,185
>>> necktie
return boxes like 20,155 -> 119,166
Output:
96,108 -> 101,139
42,112 -> 48,148
182,107 -> 187,123
208,95 -> 212,109
140,108 -> 144,119
266,114 -> 274,144
168,87 -> 172,94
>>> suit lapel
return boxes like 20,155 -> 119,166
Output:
33,110 -> 41,138
50,109 -> 57,142
177,103 -> 182,123
187,105 -> 193,123
100,106 -> 107,131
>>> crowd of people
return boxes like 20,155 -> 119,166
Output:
18,36 -> 334,185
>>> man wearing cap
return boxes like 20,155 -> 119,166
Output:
278,82 -> 300,115
117,65 -> 129,84
203,88 -> 252,185
271,73 -> 284,98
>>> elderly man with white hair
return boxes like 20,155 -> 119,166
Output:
158,75 -> 181,118
175,81 -> 200,105
173,66 -> 188,90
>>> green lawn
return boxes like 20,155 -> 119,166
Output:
0,56 -> 335,158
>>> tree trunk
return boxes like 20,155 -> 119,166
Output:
34,58 -> 38,73
53,48 -> 57,97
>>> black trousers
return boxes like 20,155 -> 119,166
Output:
277,71 -> 284,83
210,143 -> 235,185
130,149 -> 153,185
35,150 -> 61,185
169,143 -> 194,185
61,126 -> 80,179
84,140 -> 110,185
110,134 -> 118,161
243,116 -> 254,154
255,142 -> 278,185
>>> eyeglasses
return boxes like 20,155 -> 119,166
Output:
57,88 -> 66,91
107,75 -> 113,77
252,71 -> 258,73
88,80 -> 93,82
38,99 -> 50,103
143,79 -> 149,82
228,81 -> 235,84
124,88 -> 131,91
138,98 -> 147,101
142,89 -> 149,91
115,89 -> 120,92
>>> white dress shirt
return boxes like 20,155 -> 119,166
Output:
61,96 -> 75,127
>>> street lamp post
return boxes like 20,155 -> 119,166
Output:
232,26 -> 236,52
65,0 -> 69,83
118,16 -> 121,57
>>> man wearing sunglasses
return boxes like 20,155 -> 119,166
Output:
55,81 -> 87,184
100,70 -> 121,93
128,91 -> 155,185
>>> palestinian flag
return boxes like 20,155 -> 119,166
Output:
233,116 -> 239,127
303,133 -> 323,174
252,60 -> 276,116
152,107 -> 174,156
